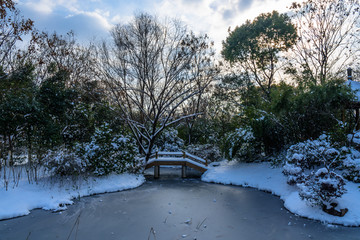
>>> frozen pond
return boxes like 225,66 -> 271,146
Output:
1,168 -> 360,240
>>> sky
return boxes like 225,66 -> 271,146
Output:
16,0 -> 295,53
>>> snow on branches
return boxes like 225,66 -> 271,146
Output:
283,134 -> 347,208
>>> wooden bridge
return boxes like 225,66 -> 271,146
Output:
145,151 -> 208,178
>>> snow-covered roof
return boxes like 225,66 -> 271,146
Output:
346,80 -> 360,101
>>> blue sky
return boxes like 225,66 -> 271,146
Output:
16,0 -> 294,53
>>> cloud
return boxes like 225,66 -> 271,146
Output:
237,0 -> 254,11
64,11 -> 112,38
16,0 -> 295,53
23,0 -> 55,14
222,9 -> 237,21
18,3 -> 112,43
181,0 -> 204,4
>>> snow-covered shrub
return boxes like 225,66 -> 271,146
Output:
298,168 -> 346,207
222,127 -> 258,161
282,162 -> 305,185
283,134 -> 348,209
46,124 -> 141,177
341,148 -> 360,183
154,128 -> 184,152
347,130 -> 360,147
44,147 -> 88,176
283,134 -> 341,184
186,144 -> 222,162
78,124 -> 140,176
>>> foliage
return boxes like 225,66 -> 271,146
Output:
342,154 -> 360,183
45,124 -> 141,176
284,80 -> 353,141
30,31 -> 100,93
222,127 -> 259,161
231,80 -> 354,156
283,134 -> 341,184
36,70 -> 78,147
178,113 -> 234,146
77,124 -> 141,176
340,142 -> 360,183
154,128 -> 184,152
222,11 -> 297,99
283,135 -> 347,207
0,63 -> 37,165
43,147 -> 88,176
298,168 -> 346,207
186,144 -> 222,162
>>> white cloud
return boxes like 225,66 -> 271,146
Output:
24,0 -> 55,14
67,8 -> 113,31
152,0 -> 294,54
17,0 -> 294,52
18,0 -> 112,43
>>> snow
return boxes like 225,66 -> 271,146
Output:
0,173 -> 145,220
283,163 -> 302,175
157,151 -> 184,155
315,168 -> 328,176
154,151 -> 207,164
347,80 -> 360,101
147,157 -> 208,169
291,153 -> 304,161
202,161 -> 360,226
184,152 -> 207,164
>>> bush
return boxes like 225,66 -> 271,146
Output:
222,127 -> 259,161
298,168 -> 346,207
342,157 -> 360,183
237,80 -> 353,156
44,147 -> 88,176
283,134 -> 341,184
283,134 -> 347,207
341,147 -> 360,183
45,124 -> 141,176
154,128 -> 184,152
78,124 -> 141,176
186,144 -> 222,162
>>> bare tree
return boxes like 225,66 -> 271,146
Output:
289,0 -> 360,85
28,31 -> 99,87
99,13 -> 215,161
180,34 -> 218,144
0,0 -> 34,71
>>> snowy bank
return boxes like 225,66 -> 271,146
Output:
0,173 -> 145,220
202,161 -> 360,227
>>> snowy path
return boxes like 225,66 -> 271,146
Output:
202,161 -> 360,227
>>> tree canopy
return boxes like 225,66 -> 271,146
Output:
222,11 -> 297,99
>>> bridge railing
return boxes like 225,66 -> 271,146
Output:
149,151 -> 208,166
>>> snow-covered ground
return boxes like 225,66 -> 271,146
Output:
202,161 -> 360,227
0,173 -> 145,220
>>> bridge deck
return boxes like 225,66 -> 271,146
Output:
145,152 -> 208,178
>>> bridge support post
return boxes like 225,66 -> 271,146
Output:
182,165 -> 186,178
154,166 -> 160,179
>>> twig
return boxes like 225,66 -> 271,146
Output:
67,212 -> 81,240
196,217 -> 207,230
148,227 -> 156,240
